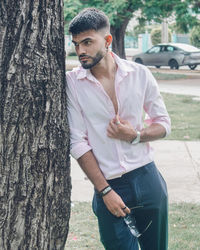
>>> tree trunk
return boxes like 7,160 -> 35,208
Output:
111,18 -> 130,59
0,1 -> 71,249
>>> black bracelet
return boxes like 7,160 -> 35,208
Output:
99,185 -> 112,197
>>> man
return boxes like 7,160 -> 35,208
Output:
67,8 -> 171,250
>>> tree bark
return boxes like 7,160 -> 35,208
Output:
0,1 -> 71,249
111,18 -> 130,59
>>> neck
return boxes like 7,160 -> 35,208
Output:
90,51 -> 117,80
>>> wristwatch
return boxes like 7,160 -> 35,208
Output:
131,131 -> 141,145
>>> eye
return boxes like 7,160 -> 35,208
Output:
84,40 -> 92,46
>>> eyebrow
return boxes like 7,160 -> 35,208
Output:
72,38 -> 92,46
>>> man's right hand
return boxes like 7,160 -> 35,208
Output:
102,189 -> 130,217
77,151 -> 130,217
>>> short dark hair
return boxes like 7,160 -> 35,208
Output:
69,8 -> 110,35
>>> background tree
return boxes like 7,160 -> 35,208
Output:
173,0 -> 199,33
0,1 -> 71,249
143,0 -> 200,33
151,27 -> 172,45
64,0 -> 200,58
190,23 -> 200,48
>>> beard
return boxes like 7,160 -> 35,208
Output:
79,51 -> 105,69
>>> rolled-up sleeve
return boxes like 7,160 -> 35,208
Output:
143,68 -> 171,136
66,73 -> 92,159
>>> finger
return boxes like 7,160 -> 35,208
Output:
113,206 -> 128,217
118,119 -> 125,125
107,127 -> 115,137
107,126 -> 113,134
113,211 -> 120,217
107,130 -> 118,139
121,206 -> 131,214
113,210 -> 125,217
115,115 -> 121,125
119,118 -> 128,125
111,120 -> 121,131
110,120 -> 118,130
110,116 -> 120,126
107,132 -> 114,138
112,115 -> 117,123
116,114 -> 120,122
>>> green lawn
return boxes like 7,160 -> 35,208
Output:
162,93 -> 200,141
153,72 -> 188,80
66,55 -> 78,61
65,202 -> 200,250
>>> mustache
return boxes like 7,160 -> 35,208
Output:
79,55 -> 92,59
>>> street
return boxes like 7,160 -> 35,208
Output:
158,79 -> 200,97
150,67 -> 200,97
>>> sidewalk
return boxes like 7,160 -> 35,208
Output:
71,140 -> 200,204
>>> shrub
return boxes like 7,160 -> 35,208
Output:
68,51 -> 77,56
151,27 -> 172,45
190,25 -> 200,48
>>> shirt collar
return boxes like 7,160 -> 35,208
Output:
76,52 -> 135,80
112,52 -> 135,73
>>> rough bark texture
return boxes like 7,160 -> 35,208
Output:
111,18 -> 130,59
0,1 -> 71,249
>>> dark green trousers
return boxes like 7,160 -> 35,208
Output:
92,161 -> 168,250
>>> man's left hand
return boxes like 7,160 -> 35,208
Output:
107,115 -> 137,142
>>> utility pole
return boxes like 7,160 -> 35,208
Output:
162,18 -> 168,43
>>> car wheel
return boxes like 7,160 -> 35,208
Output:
135,58 -> 143,64
188,65 -> 197,70
169,59 -> 179,69
155,66 -> 161,68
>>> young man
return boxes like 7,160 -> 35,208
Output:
67,8 -> 171,250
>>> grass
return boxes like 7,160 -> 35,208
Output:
65,202 -> 102,250
169,203 -> 200,249
152,72 -> 188,80
65,202 -> 200,250
67,55 -> 78,61
161,93 -> 200,141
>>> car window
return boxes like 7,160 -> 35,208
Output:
166,46 -> 174,52
148,46 -> 161,53
160,46 -> 165,52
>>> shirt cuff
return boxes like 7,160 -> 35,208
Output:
157,121 -> 171,137
70,142 -> 92,160
144,116 -> 171,137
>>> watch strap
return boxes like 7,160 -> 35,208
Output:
99,185 -> 112,197
131,131 -> 141,145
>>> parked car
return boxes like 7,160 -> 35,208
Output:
132,43 -> 200,70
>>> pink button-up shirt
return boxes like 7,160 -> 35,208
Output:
66,53 -> 171,180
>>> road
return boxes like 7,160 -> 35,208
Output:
149,67 -> 200,97
158,78 -> 200,97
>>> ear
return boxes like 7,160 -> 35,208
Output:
105,34 -> 112,47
